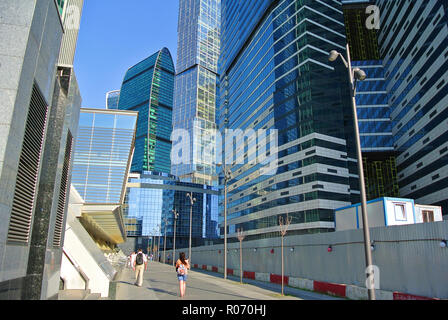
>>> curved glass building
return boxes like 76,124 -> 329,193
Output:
218,0 -> 360,241
118,48 -> 175,174
106,90 -> 120,110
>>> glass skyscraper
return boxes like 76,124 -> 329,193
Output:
106,90 -> 120,109
171,0 -> 221,186
118,48 -> 175,174
343,1 -> 399,200
123,172 -> 219,249
71,108 -> 138,204
377,0 -> 448,215
218,0 -> 359,241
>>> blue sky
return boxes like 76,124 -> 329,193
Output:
73,1 -> 179,108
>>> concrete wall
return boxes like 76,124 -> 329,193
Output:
61,189 -> 117,298
0,0 -> 64,299
166,221 -> 448,299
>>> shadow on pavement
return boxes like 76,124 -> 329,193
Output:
186,285 -> 258,300
148,287 -> 178,297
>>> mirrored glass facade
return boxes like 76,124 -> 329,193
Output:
106,90 -> 120,110
171,0 -> 221,186
377,0 -> 448,215
71,108 -> 138,203
123,172 -> 219,249
218,0 -> 360,241
118,48 -> 175,174
342,1 -> 399,201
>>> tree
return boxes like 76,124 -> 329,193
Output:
237,228 -> 245,284
279,213 -> 292,296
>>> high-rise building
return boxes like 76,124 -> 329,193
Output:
171,0 -> 221,186
0,0 -> 83,299
217,0 -> 360,241
106,90 -> 120,109
376,0 -> 448,215
118,48 -> 175,174
122,171 -> 219,252
343,0 -> 399,200
343,0 -> 380,61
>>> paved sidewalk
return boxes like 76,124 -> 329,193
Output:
114,261 -> 343,300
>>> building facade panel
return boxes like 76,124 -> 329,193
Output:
377,0 -> 448,215
123,172 -> 219,251
218,0 -> 360,241
118,48 -> 175,174
71,109 -> 138,204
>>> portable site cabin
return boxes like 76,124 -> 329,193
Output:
335,197 -> 443,232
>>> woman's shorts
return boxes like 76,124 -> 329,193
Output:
177,274 -> 188,281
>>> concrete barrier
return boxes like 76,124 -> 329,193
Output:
188,263 -> 439,300
164,221 -> 448,299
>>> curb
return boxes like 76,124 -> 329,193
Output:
187,263 -> 440,300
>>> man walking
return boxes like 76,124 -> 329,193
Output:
133,249 -> 147,287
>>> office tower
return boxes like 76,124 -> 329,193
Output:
122,171 -> 219,252
171,0 -> 220,186
0,0 -> 83,299
217,0 -> 359,241
343,0 -> 399,200
343,0 -> 380,61
118,48 -> 175,174
71,108 -> 138,204
376,0 -> 448,215
106,90 -> 120,109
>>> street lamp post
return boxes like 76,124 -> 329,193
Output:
158,224 -> 162,262
151,228 -> 157,260
329,44 -> 376,300
218,163 -> 232,280
163,217 -> 168,264
172,208 -> 179,266
186,193 -> 196,264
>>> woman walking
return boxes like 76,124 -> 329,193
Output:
175,252 -> 190,298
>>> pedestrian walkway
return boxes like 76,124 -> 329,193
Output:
114,261 -> 343,300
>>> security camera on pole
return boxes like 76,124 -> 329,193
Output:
328,44 -> 375,300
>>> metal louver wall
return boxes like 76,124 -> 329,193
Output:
53,131 -> 73,247
7,84 -> 49,244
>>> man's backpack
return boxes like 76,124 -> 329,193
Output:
136,253 -> 144,266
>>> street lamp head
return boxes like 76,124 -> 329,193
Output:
353,67 -> 367,81
328,50 -> 339,62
